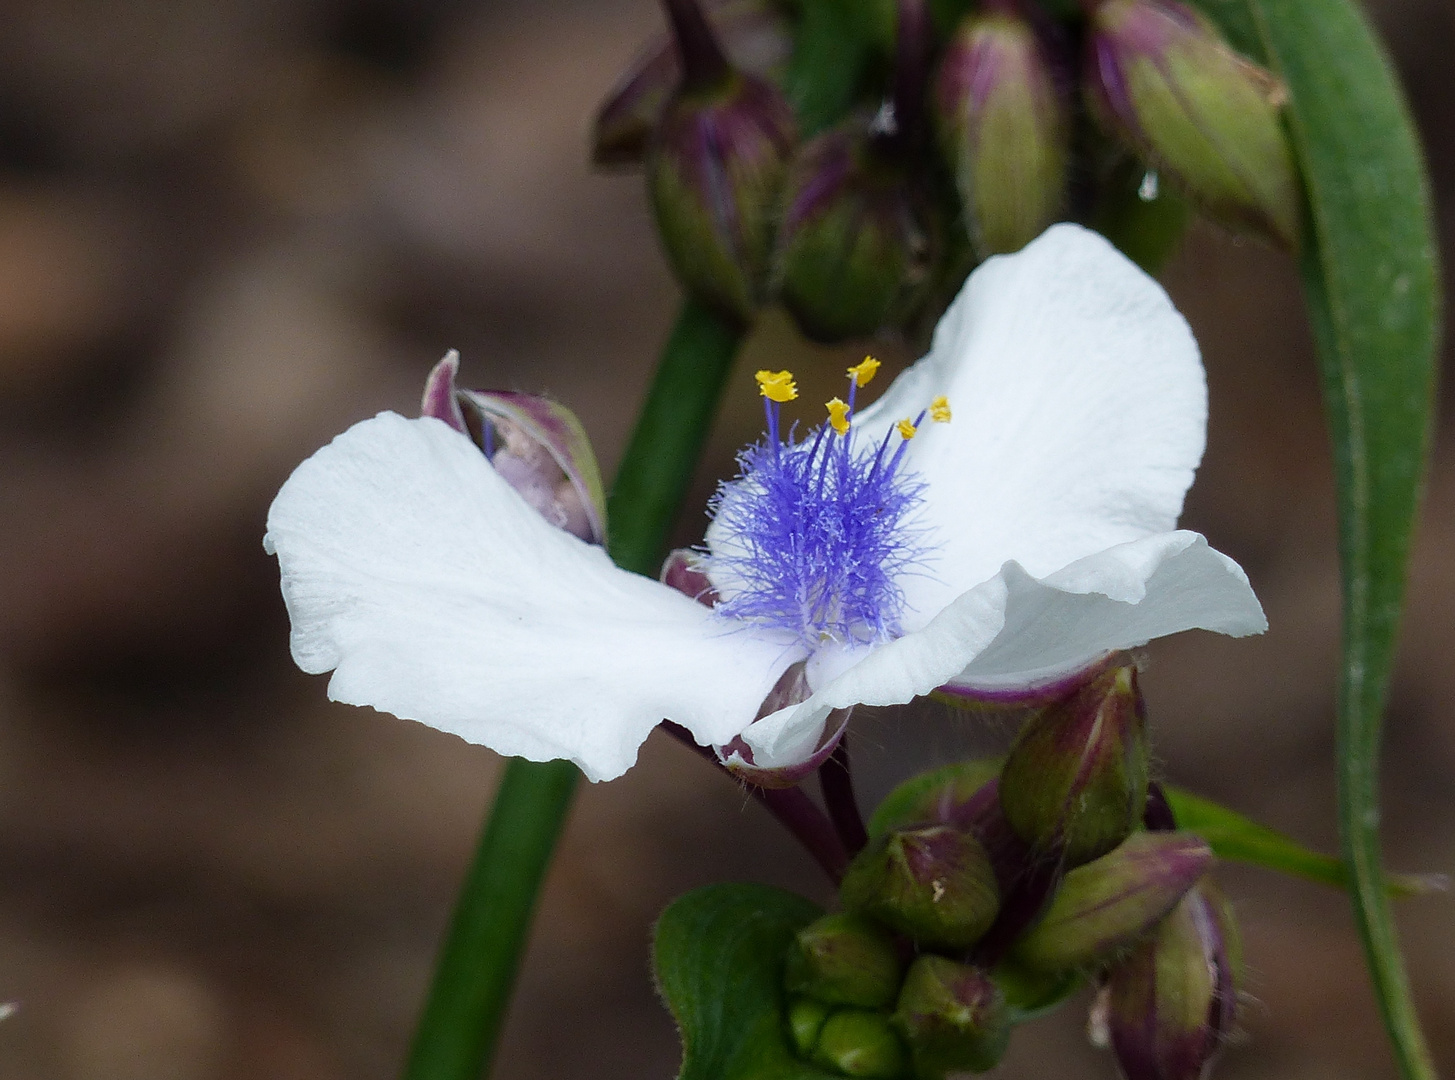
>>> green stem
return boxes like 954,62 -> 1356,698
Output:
403,297 -> 745,1080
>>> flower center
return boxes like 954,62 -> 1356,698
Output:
707,358 -> 949,646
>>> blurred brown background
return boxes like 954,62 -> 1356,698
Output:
0,0 -> 1450,1077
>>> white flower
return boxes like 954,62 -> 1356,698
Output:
264,224 -> 1265,782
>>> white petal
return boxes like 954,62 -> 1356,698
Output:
771,531 -> 1264,726
855,224 -> 1208,628
264,412 -> 799,781
739,701 -> 834,768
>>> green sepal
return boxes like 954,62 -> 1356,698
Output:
989,959 -> 1082,1024
654,883 -> 843,1080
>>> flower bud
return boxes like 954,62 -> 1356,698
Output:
784,913 -> 906,1009
787,995 -> 834,1057
1012,831 -> 1212,972
647,0 -> 796,322
1102,880 -> 1241,1080
1084,0 -> 1300,248
841,825 -> 1000,948
420,352 -> 607,544
593,0 -> 793,167
891,956 -> 1011,1077
772,122 -> 939,343
998,660 -> 1149,866
813,1007 -> 910,1078
933,12 -> 1069,257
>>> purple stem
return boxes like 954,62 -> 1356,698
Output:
820,732 -> 869,857
661,0 -> 731,92
660,721 -> 850,883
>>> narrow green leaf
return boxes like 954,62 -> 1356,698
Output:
654,883 -> 843,1080
1183,4 -> 1441,1077
1164,788 -> 1441,899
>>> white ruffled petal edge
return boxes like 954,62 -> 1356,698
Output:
855,223 -> 1208,628
733,531 -> 1265,768
265,412 -> 799,781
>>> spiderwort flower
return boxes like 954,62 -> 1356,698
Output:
263,224 -> 1265,782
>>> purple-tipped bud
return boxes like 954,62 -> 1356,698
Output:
840,825 -> 1000,949
1085,0 -> 1300,248
772,122 -> 939,342
934,12 -> 1069,257
1102,879 -> 1241,1080
784,913 -> 906,1009
1012,831 -> 1213,972
998,660 -> 1149,866
647,12 -> 796,325
593,0 -> 793,167
812,1008 -> 910,1078
891,956 -> 1011,1077
420,352 -> 607,544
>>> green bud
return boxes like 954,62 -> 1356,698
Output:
933,12 -> 1069,257
1012,831 -> 1213,972
998,660 -> 1149,865
813,1008 -> 910,1078
785,913 -> 906,1009
787,995 -> 834,1057
1101,879 -> 1242,1080
1085,0 -> 1301,248
772,120 -> 939,343
647,0 -> 796,322
892,956 -> 1011,1078
841,826 -> 1000,949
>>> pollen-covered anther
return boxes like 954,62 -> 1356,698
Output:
756,369 -> 799,402
827,398 -> 852,436
848,356 -> 882,387
897,418 -> 918,440
930,396 -> 951,423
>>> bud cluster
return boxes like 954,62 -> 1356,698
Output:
591,0 -> 1301,344
779,657 -> 1242,1079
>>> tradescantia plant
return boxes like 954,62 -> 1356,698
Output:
262,0 -> 1438,1077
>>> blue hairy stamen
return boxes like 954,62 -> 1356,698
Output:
707,366 -> 936,646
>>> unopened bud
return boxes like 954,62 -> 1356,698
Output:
646,0 -> 796,322
998,660 -> 1149,866
1085,0 -> 1300,248
593,0 -> 792,167
933,12 -> 1069,256
841,825 -> 1000,949
813,1008 -> 910,1078
420,352 -> 607,544
1013,831 -> 1212,972
784,913 -> 905,1009
772,122 -> 939,342
891,956 -> 1011,1078
1102,880 -> 1241,1080
787,995 -> 834,1057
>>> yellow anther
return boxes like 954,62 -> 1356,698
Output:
755,369 -> 798,403
930,395 -> 952,423
826,397 -> 851,435
896,418 -> 918,440
847,356 -> 882,388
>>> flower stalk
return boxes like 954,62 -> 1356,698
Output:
402,297 -> 745,1080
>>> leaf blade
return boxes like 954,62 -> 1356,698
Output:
1182,3 -> 1440,1075
654,883 -> 842,1080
